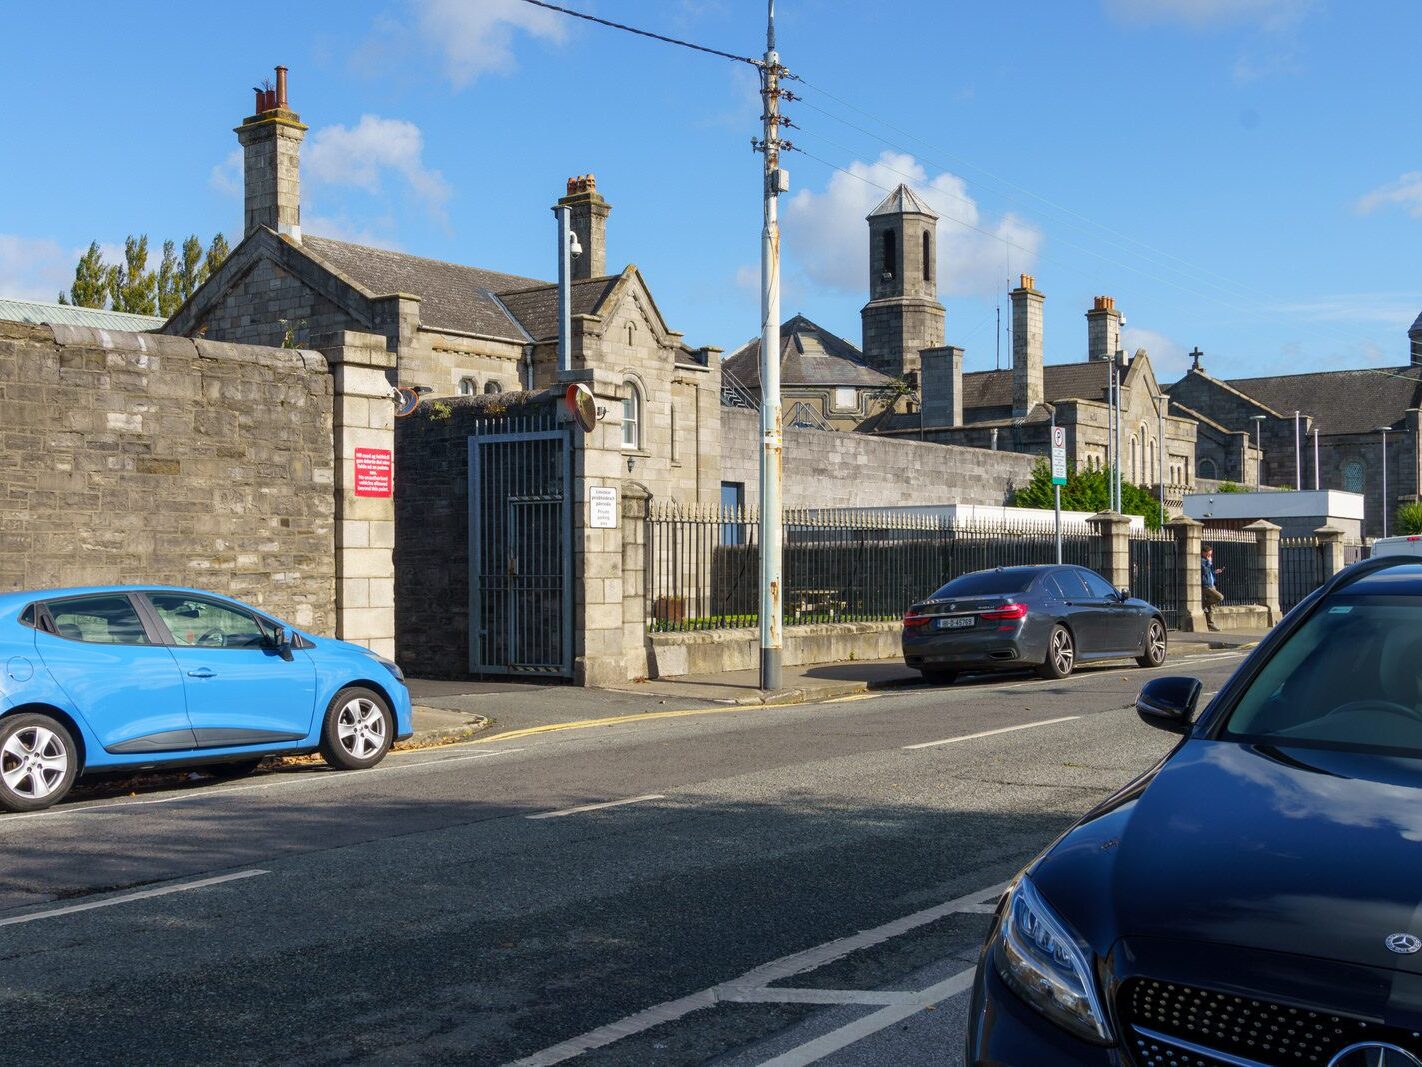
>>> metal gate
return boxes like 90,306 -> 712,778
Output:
468,414 -> 572,676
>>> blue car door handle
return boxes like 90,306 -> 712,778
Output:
187,668 -> 216,679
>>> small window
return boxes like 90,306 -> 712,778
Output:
881,229 -> 897,280
670,404 -> 680,463
1344,460 -> 1364,493
18,604 -> 36,629
483,380 -> 502,395
1198,457 -> 1218,480
626,322 -> 637,346
148,593 -> 269,650
621,382 -> 642,449
47,594 -> 151,645
458,376 -> 477,396
922,231 -> 931,283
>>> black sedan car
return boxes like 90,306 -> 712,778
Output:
966,555 -> 1422,1066
902,565 -> 1167,683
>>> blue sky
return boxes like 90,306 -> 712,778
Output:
2,0 -> 1419,381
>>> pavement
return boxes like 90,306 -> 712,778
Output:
405,627 -> 1269,744
0,650 -> 1253,1065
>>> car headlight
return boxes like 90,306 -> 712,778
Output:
375,657 -> 405,683
994,875 -> 1112,1044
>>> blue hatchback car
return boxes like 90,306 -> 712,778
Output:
0,586 -> 413,811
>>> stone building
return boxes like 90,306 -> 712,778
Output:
1166,346 -> 1422,536
165,69 -> 725,512
859,281 -> 1199,492
721,314 -> 898,430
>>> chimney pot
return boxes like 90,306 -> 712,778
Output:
275,65 -> 288,109
1019,273 -> 1035,290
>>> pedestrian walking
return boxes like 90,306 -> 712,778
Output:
1201,544 -> 1224,632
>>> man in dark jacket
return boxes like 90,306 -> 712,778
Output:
1201,545 -> 1224,632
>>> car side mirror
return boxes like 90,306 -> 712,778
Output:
1117,588 -> 1130,601
267,624 -> 293,659
1136,676 -> 1202,734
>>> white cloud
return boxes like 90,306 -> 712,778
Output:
305,115 -> 451,220
301,212 -> 403,251
362,0 -> 568,88
0,235 -> 81,303
1357,172 -> 1422,218
1123,326 -> 1191,380
210,148 -> 242,198
782,151 -> 1042,299
1103,0 -> 1312,27
1274,292 -> 1419,327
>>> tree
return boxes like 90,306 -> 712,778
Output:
108,235 -> 157,315
203,233 -> 230,280
156,240 -> 182,317
1012,460 -> 1165,530
58,232 -> 230,318
1397,501 -> 1422,535
58,242 -> 115,308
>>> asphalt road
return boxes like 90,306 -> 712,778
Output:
0,651 -> 1248,1066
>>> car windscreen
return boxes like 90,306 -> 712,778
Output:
928,570 -> 1036,599
1221,595 -> 1422,756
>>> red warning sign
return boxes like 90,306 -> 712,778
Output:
353,447 -> 393,498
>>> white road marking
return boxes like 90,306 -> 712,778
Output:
506,879 -> 1006,1066
526,794 -> 666,820
0,747 -> 526,827
902,715 -> 1080,750
0,869 -> 268,928
721,988 -> 919,1007
755,967 -> 978,1067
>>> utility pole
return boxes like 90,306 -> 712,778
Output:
755,0 -> 789,691
1293,410 -> 1302,491
1156,393 -> 1166,519
1313,426 -> 1320,491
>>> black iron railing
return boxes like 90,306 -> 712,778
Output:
1280,537 -> 1324,614
646,506 -> 1098,632
1129,529 -> 1180,628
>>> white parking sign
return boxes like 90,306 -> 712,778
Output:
1050,426 -> 1067,485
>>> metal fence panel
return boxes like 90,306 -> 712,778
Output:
1200,529 -> 1256,607
1129,530 -> 1180,628
646,508 -> 1100,633
1280,537 -> 1324,614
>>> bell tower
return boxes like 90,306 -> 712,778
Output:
860,184 -> 945,379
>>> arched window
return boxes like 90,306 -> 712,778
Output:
1130,434 -> 1139,482
458,376 -> 477,395
483,380 -> 502,395
626,321 -> 636,346
1147,439 -> 1156,481
922,231 -> 932,283
881,229 -> 897,280
621,381 -> 642,450
1198,457 -> 1217,481
1344,460 -> 1364,493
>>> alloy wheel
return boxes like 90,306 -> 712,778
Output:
1052,629 -> 1074,675
1148,622 -> 1167,663
1,726 -> 69,801
336,697 -> 387,760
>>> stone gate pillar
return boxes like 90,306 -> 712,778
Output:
1087,511 -> 1131,590
319,330 -> 396,657
1245,519 -> 1281,623
1315,525 -> 1346,580
1168,514 -> 1206,632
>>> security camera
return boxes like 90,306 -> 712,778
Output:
569,232 -> 583,259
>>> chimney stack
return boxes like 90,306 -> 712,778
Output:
1409,313 -> 1422,366
1010,274 -> 1044,417
236,65 -> 308,240
556,174 -> 611,280
920,345 -> 965,428
1085,295 -> 1121,362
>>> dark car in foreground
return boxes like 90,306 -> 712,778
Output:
902,565 -> 1167,683
965,556 -> 1422,1065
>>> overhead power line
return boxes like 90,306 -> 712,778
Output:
513,0 -> 760,66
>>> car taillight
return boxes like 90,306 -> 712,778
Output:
903,609 -> 929,629
980,603 -> 1028,621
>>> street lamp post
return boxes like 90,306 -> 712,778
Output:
1378,425 -> 1392,539
1250,414 -> 1266,488
1312,426 -> 1320,491
1293,411 -> 1302,491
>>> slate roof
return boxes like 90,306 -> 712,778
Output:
868,184 -> 938,219
723,315 -> 894,390
301,235 -> 543,340
1221,365 -> 1422,435
0,297 -> 164,332
495,276 -> 622,343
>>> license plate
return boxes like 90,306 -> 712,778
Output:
935,615 -> 975,630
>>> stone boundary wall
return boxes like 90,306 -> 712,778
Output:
647,621 -> 902,678
719,407 -> 1037,508
0,321 -> 335,631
